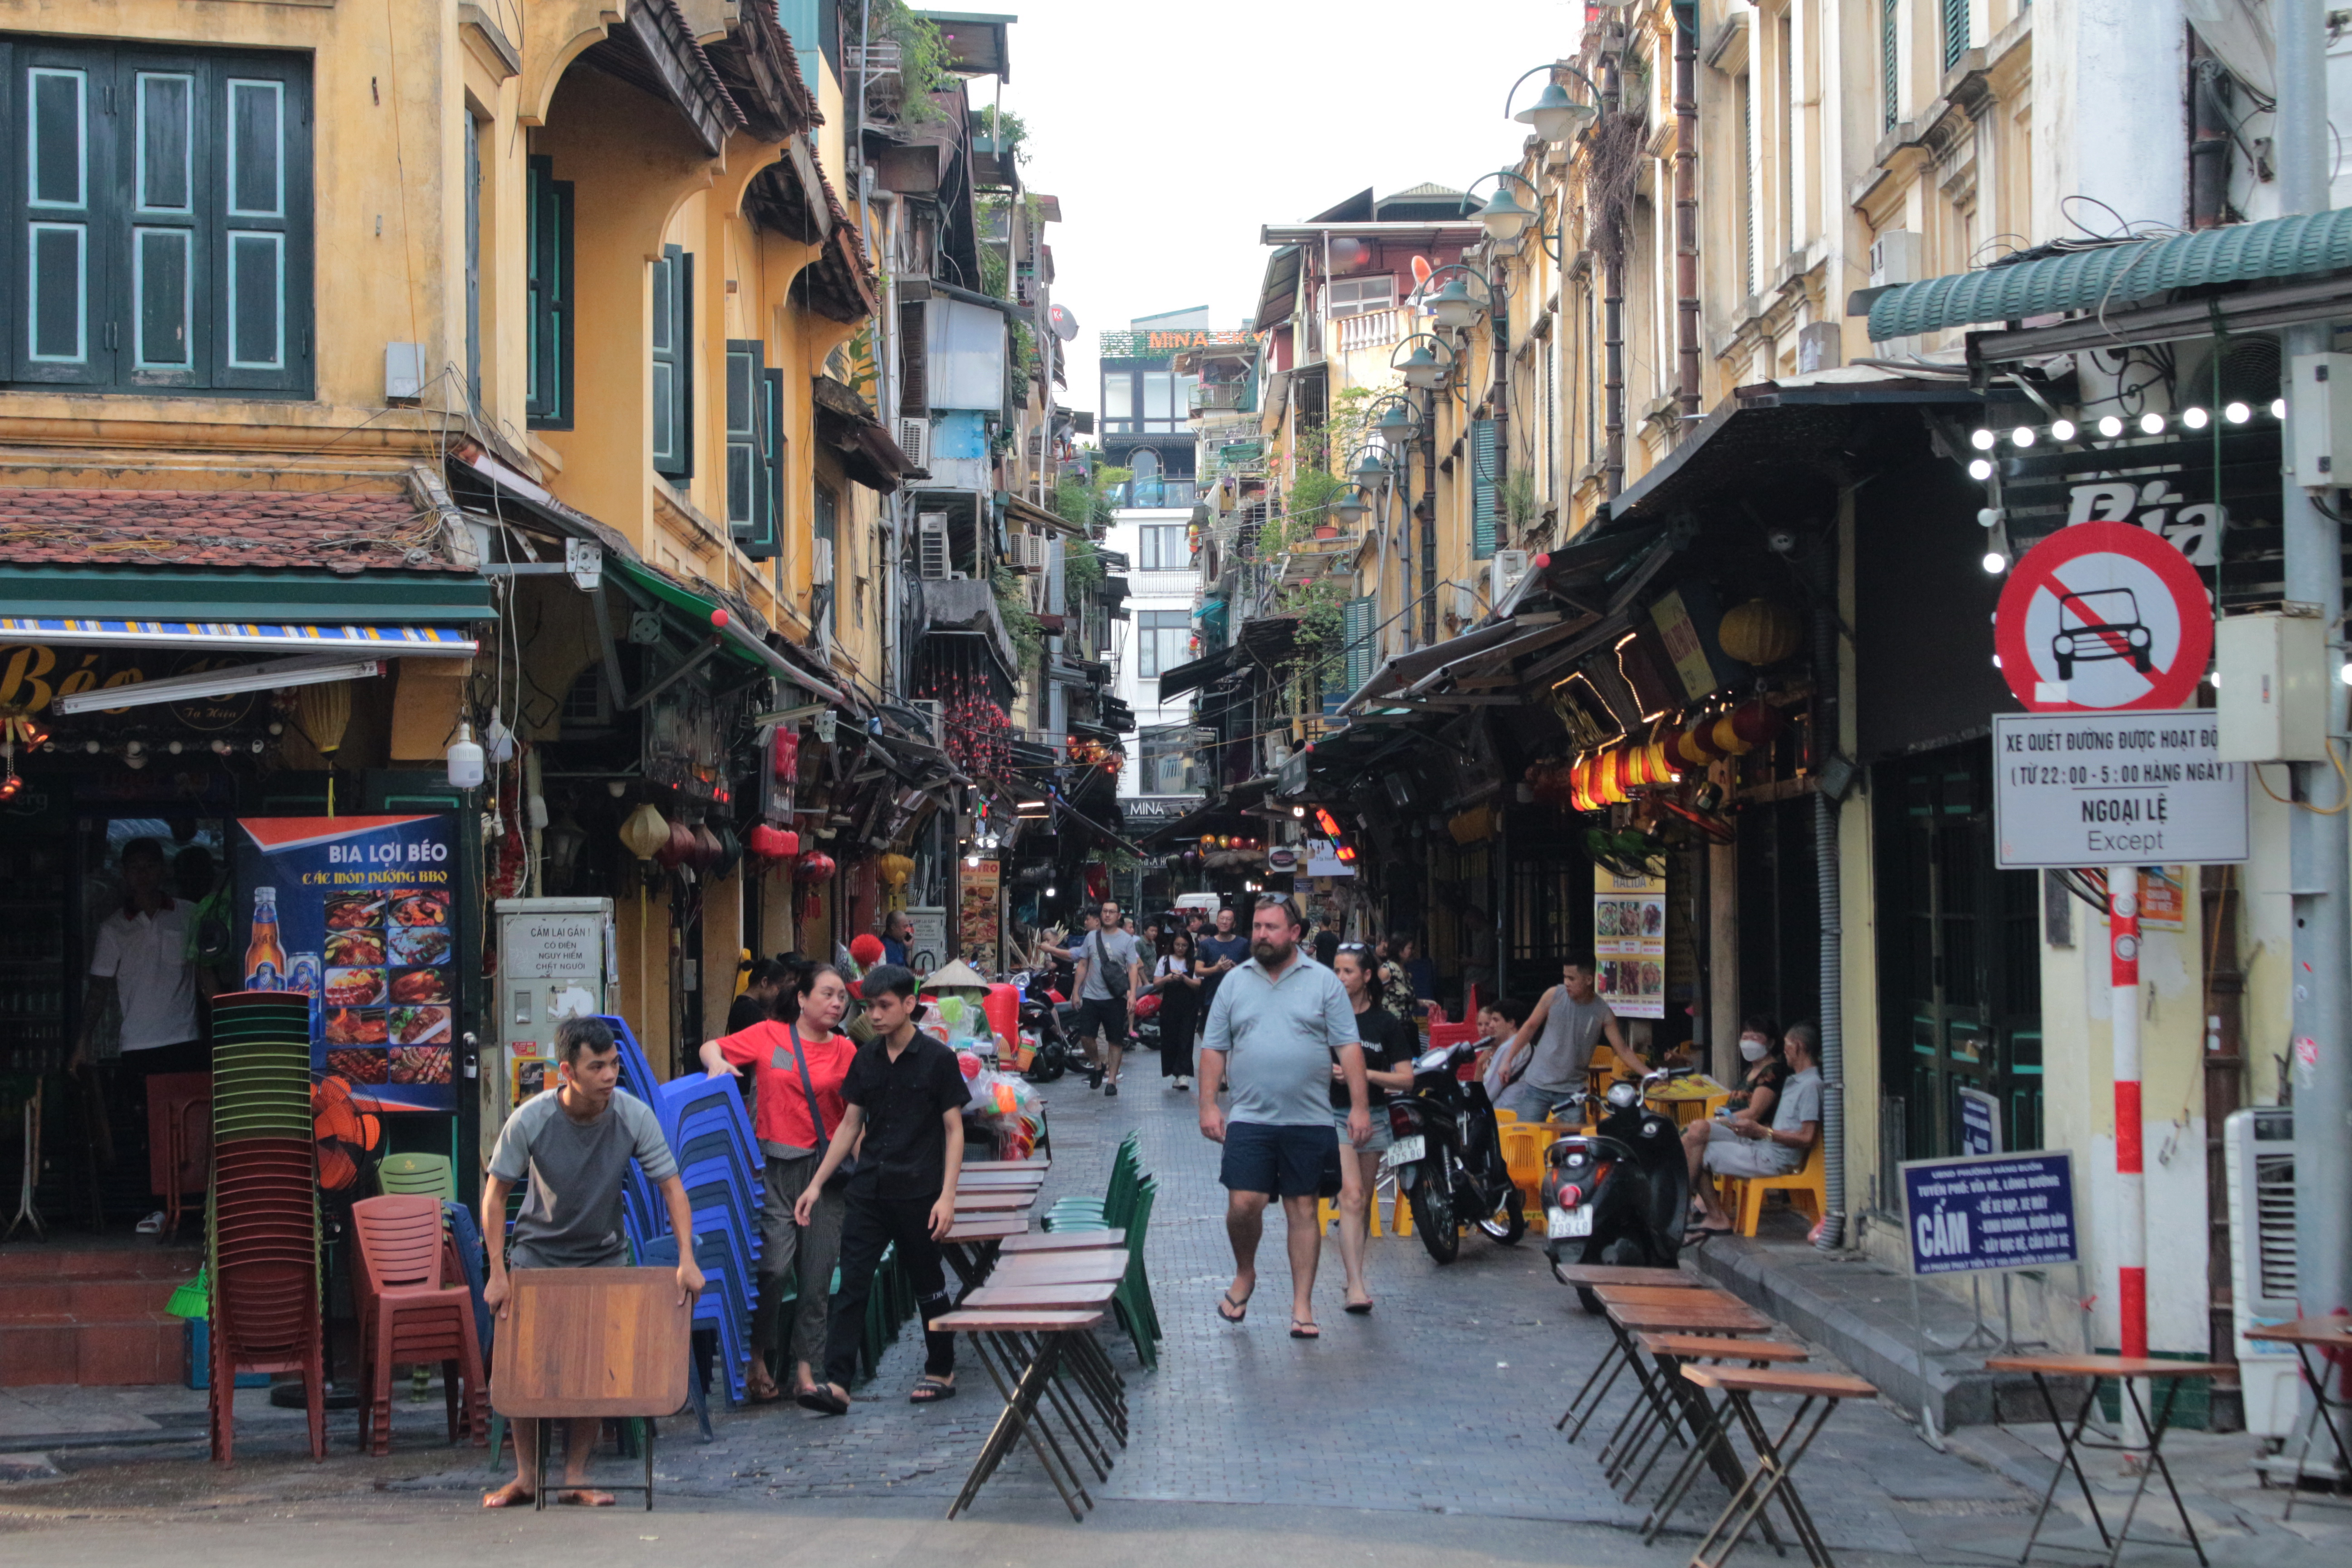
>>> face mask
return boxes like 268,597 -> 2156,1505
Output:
1739,1036 -> 1770,1063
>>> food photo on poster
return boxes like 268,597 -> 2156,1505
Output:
233,815 -> 459,1111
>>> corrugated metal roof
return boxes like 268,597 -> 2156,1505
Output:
1862,208 -> 2352,342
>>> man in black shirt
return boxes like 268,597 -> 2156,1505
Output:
794,964 -> 967,1412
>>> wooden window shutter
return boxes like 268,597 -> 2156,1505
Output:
725,337 -> 761,535
1470,417 -> 1499,561
898,298 -> 926,416
652,244 -> 692,480
745,365 -> 784,560
526,155 -> 572,426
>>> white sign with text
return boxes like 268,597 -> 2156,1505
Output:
1992,711 -> 2248,868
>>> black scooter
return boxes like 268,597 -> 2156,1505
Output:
1012,971 -> 1078,1083
1539,1068 -> 1692,1313
1382,1039 -> 1526,1263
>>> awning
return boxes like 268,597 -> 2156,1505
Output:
1854,208 -> 2352,342
1338,616 -> 1529,714
1005,490 -> 1082,538
0,617 -> 476,654
607,557 -> 847,704
1156,643 -> 1240,701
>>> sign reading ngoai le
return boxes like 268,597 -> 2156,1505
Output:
1992,712 -> 2248,869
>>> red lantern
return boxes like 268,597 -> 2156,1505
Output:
656,820 -> 696,869
691,824 -> 724,871
747,823 -> 798,863
1731,699 -> 1787,748
794,850 -> 837,883
772,727 -> 801,781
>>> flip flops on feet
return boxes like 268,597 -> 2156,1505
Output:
1218,1287 -> 1253,1323
1289,1318 -> 1321,1340
910,1376 -> 957,1404
482,1481 -> 534,1509
795,1384 -> 851,1416
1343,1296 -> 1374,1315
555,1489 -> 615,1507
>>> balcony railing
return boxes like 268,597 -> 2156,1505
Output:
1106,479 -> 1200,509
1189,382 -> 1255,415
1333,308 -> 1402,355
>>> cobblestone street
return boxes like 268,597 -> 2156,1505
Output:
6,1073 -> 2349,1568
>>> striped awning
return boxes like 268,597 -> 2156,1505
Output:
0,618 -> 476,653
1856,208 -> 2352,342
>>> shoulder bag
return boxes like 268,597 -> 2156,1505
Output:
785,1023 -> 857,1192
1092,930 -> 1130,1000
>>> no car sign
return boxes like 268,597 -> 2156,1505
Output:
1993,522 -> 2213,713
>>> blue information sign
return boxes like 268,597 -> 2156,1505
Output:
1956,1087 -> 2004,1156
1901,1151 -> 2078,1276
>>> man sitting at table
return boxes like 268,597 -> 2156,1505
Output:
480,1016 -> 704,1508
794,963 -> 969,1413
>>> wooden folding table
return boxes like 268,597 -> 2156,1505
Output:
489,1266 -> 692,1511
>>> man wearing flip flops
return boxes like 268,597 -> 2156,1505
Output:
480,1017 -> 705,1508
1197,895 -> 1370,1341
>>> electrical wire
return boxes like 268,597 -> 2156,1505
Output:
2253,740 -> 2352,813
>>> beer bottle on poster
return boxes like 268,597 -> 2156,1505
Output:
245,887 -> 288,990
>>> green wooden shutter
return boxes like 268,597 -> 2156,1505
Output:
463,112 -> 480,409
651,244 -> 691,480
1882,0 -> 1899,130
1342,594 -> 1377,696
13,46 -> 111,386
725,338 -> 761,540
526,155 -> 572,426
123,50 -> 203,390
746,365 -> 784,560
1942,0 -> 1968,71
211,54 -> 311,393
1470,417 -> 1499,561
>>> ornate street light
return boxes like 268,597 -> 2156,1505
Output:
1370,396 -> 1423,444
1428,275 -> 1485,331
1394,337 -> 1453,390
1504,61 -> 1605,148
1473,183 -> 1537,246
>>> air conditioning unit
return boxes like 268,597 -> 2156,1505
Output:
905,698 -> 942,745
917,513 -> 950,580
895,418 -> 930,471
2225,1107 -> 2305,1444
1868,230 -> 1923,353
1490,548 -> 1531,609
1008,531 -> 1047,571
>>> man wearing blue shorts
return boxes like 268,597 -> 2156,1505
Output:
1197,895 -> 1369,1341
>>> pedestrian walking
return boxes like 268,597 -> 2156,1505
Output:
1194,904 -> 1249,1049
793,964 -> 967,1414
1151,929 -> 1202,1089
1490,954 -> 1628,1120
481,1018 -> 704,1507
1070,898 -> 1141,1095
1329,944 -> 1414,1314
726,957 -> 789,1034
698,963 -> 857,1404
1197,895 -> 1369,1341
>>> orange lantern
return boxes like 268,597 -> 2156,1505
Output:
1712,713 -> 1754,757
1732,699 -> 1788,748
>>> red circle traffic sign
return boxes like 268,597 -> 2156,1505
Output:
1994,521 -> 2213,713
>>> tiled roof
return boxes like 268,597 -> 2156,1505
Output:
0,487 -> 464,574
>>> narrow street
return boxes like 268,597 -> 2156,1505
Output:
10,1076 -> 2344,1566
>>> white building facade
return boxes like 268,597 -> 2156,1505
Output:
1108,505 -> 1206,819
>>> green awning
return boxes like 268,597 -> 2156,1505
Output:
1857,208 -> 2352,342
607,557 -> 846,701
0,565 -> 493,624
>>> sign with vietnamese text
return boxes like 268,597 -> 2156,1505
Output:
234,815 -> 458,1112
906,906 -> 947,974
1957,1087 -> 2004,1156
1993,712 -> 2247,867
1901,1151 -> 2078,1276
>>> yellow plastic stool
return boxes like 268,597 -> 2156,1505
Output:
1318,1193 -> 1387,1238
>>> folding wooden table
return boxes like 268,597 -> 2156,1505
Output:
1681,1364 -> 1877,1568
489,1266 -> 692,1510
2245,1318 -> 2352,1518
930,1308 -> 1110,1522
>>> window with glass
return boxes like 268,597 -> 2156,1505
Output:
1102,371 -> 1134,432
1135,609 -> 1191,679
3,38 -> 313,394
1326,275 -> 1396,319
1138,723 -> 1202,795
1136,523 -> 1191,572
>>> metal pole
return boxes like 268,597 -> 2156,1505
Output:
2110,865 -> 2148,1446
2277,0 -> 2352,1341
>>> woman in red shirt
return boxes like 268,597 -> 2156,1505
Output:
700,962 -> 858,1403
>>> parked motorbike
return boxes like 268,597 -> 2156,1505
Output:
1380,1039 -> 1525,1263
1012,971 -> 1078,1083
1539,1068 -> 1692,1312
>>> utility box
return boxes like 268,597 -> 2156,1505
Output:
485,897 -> 615,1165
2289,351 -> 2352,487
2215,609 -> 2328,762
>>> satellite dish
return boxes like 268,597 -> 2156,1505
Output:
1049,304 -> 1081,342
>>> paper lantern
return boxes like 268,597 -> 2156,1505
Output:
746,823 -> 797,863
1643,735 -> 1677,785
1718,598 -> 1805,667
878,851 -> 914,889
618,803 -> 671,861
794,850 -> 837,883
1711,714 -> 1754,756
1673,725 -> 1712,768
772,726 -> 801,780
1731,699 -> 1788,748
293,680 -> 352,756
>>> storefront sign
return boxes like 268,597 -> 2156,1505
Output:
234,815 -> 459,1112
906,906 -> 947,973
1306,839 -> 1357,878
1956,1086 -> 2004,1156
0,642 -> 263,730
504,911 -> 602,980
1993,521 -> 2214,713
1593,867 -> 1666,1019
1993,712 -> 2248,867
1117,795 -> 1204,820
1901,1150 -> 2078,1275
958,859 -> 1000,972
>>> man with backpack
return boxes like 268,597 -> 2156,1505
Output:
1071,898 -> 1141,1095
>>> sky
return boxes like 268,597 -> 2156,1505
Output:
983,0 -> 1588,418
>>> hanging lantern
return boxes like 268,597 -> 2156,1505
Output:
1643,735 -> 1677,786
618,803 -> 670,861
794,849 -> 838,883
1731,699 -> 1788,748
1673,724 -> 1712,769
1568,756 -> 1597,813
1717,598 -> 1806,667
746,823 -> 798,864
687,823 -> 721,871
772,726 -> 801,781
877,851 -> 915,889
294,680 -> 352,756
1710,713 -> 1753,756
656,819 -> 696,869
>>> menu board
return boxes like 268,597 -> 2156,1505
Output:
234,815 -> 458,1111
1593,867 -> 1666,1020
958,859 -> 1000,973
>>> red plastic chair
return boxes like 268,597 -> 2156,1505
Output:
350,1195 -> 487,1455
1427,1020 -> 1480,1080
145,1071 -> 212,1240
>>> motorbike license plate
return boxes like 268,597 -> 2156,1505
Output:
1382,1134 -> 1426,1171
1547,1206 -> 1595,1240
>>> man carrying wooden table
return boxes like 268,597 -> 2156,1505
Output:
480,1018 -> 705,1509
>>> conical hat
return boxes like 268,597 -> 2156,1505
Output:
924,959 -> 992,990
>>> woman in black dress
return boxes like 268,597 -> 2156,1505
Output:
1152,930 -> 1202,1089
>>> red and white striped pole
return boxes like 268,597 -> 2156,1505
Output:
2109,865 -> 2148,1443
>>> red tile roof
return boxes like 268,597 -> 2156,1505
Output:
0,487 -> 466,574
